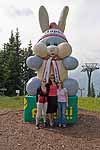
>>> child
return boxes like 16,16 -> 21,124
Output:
36,80 -> 49,129
57,81 -> 68,128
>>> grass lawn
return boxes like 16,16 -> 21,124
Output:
0,96 -> 24,110
78,97 -> 100,112
0,96 -> 100,112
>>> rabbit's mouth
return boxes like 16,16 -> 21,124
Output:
49,53 -> 59,59
51,53 -> 55,56
48,54 -> 61,60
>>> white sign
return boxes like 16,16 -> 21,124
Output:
0,88 -> 7,91
16,90 -> 20,94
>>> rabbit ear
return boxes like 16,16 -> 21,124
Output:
58,6 -> 69,32
39,6 -> 49,32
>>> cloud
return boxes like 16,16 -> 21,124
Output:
0,0 -> 100,62
65,0 -> 100,66
0,28 -> 2,32
7,6 -> 33,17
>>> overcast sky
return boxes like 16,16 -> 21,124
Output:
0,0 -> 100,65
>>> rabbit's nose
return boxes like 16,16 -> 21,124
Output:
47,45 -> 59,56
48,45 -> 58,51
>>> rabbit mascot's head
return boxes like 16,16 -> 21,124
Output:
26,6 -> 79,96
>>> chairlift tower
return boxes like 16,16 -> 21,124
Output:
81,63 -> 100,97
78,88 -> 85,97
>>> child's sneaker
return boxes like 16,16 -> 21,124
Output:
43,122 -> 47,128
49,122 -> 54,128
58,123 -> 62,127
36,124 -> 40,130
62,124 -> 66,128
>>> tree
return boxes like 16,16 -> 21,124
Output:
14,28 -> 24,95
0,50 -> 5,88
0,29 -> 37,96
22,41 -> 37,94
4,29 -> 23,96
4,30 -> 16,96
27,40 -> 36,79
27,40 -> 33,56
0,43 -> 9,89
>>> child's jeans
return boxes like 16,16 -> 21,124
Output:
58,102 -> 67,125
36,102 -> 48,125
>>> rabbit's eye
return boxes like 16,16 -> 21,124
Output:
46,43 -> 50,46
54,43 -> 57,46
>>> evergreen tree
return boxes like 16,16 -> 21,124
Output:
0,50 -> 5,88
0,42 -> 10,95
14,28 -> 24,95
27,40 -> 36,79
3,43 -> 10,89
4,29 -> 23,96
4,30 -> 16,96
22,41 -> 37,94
27,40 -> 33,56
0,29 -> 37,96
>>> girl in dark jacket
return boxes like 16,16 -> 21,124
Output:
36,80 -> 49,129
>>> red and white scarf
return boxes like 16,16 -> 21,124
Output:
43,57 -> 60,83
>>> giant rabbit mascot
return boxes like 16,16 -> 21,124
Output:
26,6 -> 79,96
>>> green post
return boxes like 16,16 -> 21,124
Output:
66,96 -> 78,124
24,96 -> 37,122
